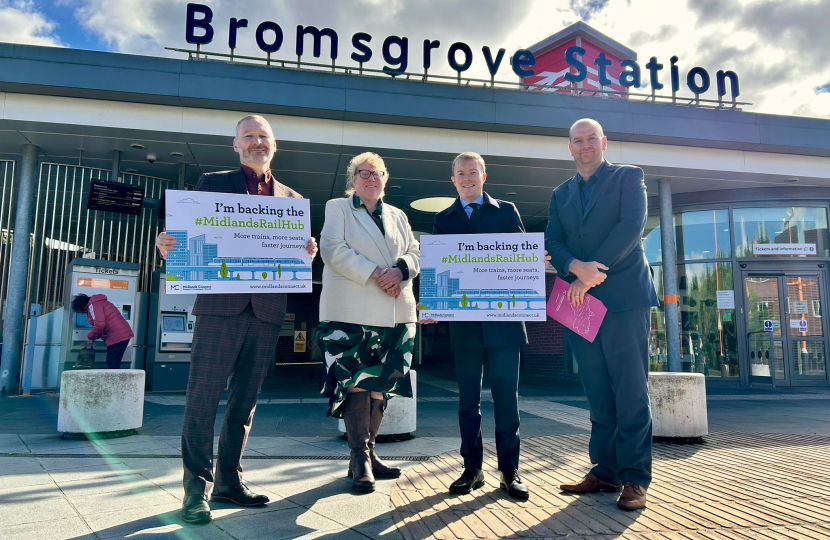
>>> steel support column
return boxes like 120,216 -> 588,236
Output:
658,177 -> 681,372
178,162 -> 186,190
111,149 -> 121,181
0,145 -> 39,394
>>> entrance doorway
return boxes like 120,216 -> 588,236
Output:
743,270 -> 829,386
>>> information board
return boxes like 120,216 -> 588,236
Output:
87,181 -> 145,216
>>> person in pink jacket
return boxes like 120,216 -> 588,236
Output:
71,294 -> 134,369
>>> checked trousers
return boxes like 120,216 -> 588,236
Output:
181,304 -> 282,496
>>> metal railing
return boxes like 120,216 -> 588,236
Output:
165,47 -> 752,110
23,164 -> 174,317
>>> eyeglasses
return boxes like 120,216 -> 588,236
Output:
354,170 -> 386,180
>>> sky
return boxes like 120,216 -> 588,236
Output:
3,0 -> 829,119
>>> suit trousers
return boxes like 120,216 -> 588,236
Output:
564,308 -> 652,488
455,346 -> 521,472
182,304 -> 281,496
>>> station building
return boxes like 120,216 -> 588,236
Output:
1,21 -> 829,393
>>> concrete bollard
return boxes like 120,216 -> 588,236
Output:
648,372 -> 708,440
339,369 -> 417,438
58,369 -> 145,438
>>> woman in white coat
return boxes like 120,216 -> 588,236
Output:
318,152 -> 420,493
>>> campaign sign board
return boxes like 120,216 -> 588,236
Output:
418,233 -> 546,322
163,189 -> 311,294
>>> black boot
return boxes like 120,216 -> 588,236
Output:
343,392 -> 375,493
367,396 -> 402,479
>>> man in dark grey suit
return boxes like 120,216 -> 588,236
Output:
545,119 -> 658,511
428,152 -> 539,500
156,115 -> 318,524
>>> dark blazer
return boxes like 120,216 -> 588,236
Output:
432,193 -> 529,350
545,161 -> 658,312
190,167 -> 303,326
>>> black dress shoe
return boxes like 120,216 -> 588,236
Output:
500,470 -> 529,500
211,483 -> 269,507
449,468 -> 485,495
182,494 -> 211,524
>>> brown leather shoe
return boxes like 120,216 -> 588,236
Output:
560,473 -> 621,494
617,483 -> 647,510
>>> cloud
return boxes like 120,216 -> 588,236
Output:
10,0 -> 829,119
739,0 -> 830,65
568,0 -> 612,21
0,0 -> 61,46
628,25 -> 678,47
61,0 -> 534,69
687,0 -> 740,27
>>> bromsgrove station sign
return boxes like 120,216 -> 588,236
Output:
184,3 -> 740,100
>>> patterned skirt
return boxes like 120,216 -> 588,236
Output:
317,320 -> 415,418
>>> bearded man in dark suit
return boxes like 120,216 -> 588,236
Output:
545,118 -> 658,511
156,115 -> 318,524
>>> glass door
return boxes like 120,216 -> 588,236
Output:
784,275 -> 827,381
744,274 -> 787,384
743,272 -> 829,386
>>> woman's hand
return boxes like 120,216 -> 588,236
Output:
384,285 -> 402,298
377,267 -> 403,291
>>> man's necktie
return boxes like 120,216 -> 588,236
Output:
467,202 -> 481,220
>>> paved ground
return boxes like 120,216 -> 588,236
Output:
393,432 -> 830,539
0,365 -> 828,539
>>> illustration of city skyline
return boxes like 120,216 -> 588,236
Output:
164,230 -> 307,282
419,267 -> 545,311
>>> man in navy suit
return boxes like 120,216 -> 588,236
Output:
545,119 -> 658,511
428,152 -> 546,500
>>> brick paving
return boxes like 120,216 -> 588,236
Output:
391,432 -> 830,540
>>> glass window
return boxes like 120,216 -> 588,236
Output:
643,216 -> 662,264
648,265 -> 667,371
675,210 -> 731,260
734,206 -> 830,257
643,209 -> 730,264
649,263 -> 739,378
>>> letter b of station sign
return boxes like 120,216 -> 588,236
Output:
183,3 -> 739,101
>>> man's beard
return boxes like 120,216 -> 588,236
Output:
243,148 -> 272,163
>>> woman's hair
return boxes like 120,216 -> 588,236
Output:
344,152 -> 388,198
71,294 -> 90,313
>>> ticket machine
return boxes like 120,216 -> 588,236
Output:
145,268 -> 196,391
60,259 -> 140,386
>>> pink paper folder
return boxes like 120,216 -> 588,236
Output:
546,277 -> 607,343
